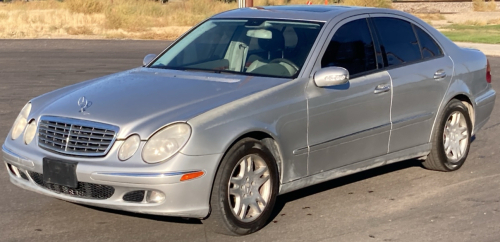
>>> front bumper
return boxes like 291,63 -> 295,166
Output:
3,144 -> 221,219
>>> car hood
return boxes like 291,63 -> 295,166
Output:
36,68 -> 290,139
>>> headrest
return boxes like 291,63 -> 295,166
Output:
258,28 -> 285,52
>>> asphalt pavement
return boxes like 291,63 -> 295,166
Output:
1,39 -> 499,242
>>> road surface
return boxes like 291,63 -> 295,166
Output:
0,40 -> 499,242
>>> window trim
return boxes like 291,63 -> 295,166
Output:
313,14 -> 380,79
411,24 -> 424,60
367,18 -> 384,70
369,15 -> 446,71
311,13 -> 449,82
369,13 -> 447,55
371,16 -> 425,69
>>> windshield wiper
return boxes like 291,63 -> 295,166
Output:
215,69 -> 241,75
182,67 -> 221,73
163,66 -> 240,75
149,66 -> 242,75
181,68 -> 244,75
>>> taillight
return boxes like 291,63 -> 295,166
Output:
487,59 -> 492,83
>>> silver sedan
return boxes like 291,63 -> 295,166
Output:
2,5 -> 496,235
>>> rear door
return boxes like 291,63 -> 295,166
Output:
370,16 -> 453,152
306,15 -> 392,175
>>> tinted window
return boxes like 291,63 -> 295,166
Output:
414,26 -> 443,59
151,19 -> 324,78
170,24 -> 236,67
321,19 -> 376,76
373,17 -> 422,67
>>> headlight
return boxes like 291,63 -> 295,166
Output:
24,120 -> 37,145
11,102 -> 32,140
118,135 -> 141,161
142,123 -> 191,164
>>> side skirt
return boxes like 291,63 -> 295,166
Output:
279,143 -> 431,195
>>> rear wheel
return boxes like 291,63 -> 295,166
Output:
204,138 -> 279,235
423,99 -> 472,171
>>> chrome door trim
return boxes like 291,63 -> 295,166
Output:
391,112 -> 434,129
293,122 -> 391,155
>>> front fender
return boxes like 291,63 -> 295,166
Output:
182,77 -> 309,183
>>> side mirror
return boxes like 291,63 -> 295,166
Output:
143,54 -> 157,66
313,67 -> 349,87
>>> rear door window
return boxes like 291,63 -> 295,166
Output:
414,26 -> 443,59
372,17 -> 422,67
321,18 -> 377,76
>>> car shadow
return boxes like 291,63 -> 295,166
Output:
77,204 -> 203,224
268,158 -> 423,223
268,135 -> 479,222
74,157 -> 438,227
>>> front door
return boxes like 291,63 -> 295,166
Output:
306,16 -> 392,175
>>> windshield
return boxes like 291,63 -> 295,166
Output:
149,19 -> 324,78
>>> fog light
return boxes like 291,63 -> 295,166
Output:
6,164 -> 16,176
146,190 -> 165,203
7,164 -> 20,177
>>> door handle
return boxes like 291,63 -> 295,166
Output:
374,83 -> 391,94
434,70 -> 447,80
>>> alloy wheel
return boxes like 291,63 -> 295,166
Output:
443,111 -> 469,163
227,154 -> 271,222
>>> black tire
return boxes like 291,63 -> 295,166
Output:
203,138 -> 279,235
423,99 -> 472,171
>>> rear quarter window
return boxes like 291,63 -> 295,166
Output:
414,26 -> 443,59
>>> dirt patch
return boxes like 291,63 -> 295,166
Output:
445,12 -> 500,24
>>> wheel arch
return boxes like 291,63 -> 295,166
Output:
203,130 -> 285,220
450,94 -> 475,130
429,75 -> 477,143
220,131 -> 284,185
202,130 -> 283,233
430,92 -> 475,144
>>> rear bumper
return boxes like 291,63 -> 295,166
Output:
474,88 -> 496,134
3,144 -> 221,218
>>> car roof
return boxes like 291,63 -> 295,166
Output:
212,5 -> 370,22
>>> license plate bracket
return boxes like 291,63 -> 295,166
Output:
43,158 -> 78,188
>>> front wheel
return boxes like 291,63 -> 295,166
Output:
423,99 -> 472,171
203,138 -> 279,235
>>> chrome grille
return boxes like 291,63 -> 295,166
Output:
38,116 -> 119,156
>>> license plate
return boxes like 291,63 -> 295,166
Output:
43,158 -> 78,188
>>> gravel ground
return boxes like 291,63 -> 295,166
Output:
393,2 -> 478,13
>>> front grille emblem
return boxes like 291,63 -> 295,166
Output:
77,96 -> 92,114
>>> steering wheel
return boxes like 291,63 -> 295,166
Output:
269,58 -> 299,72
